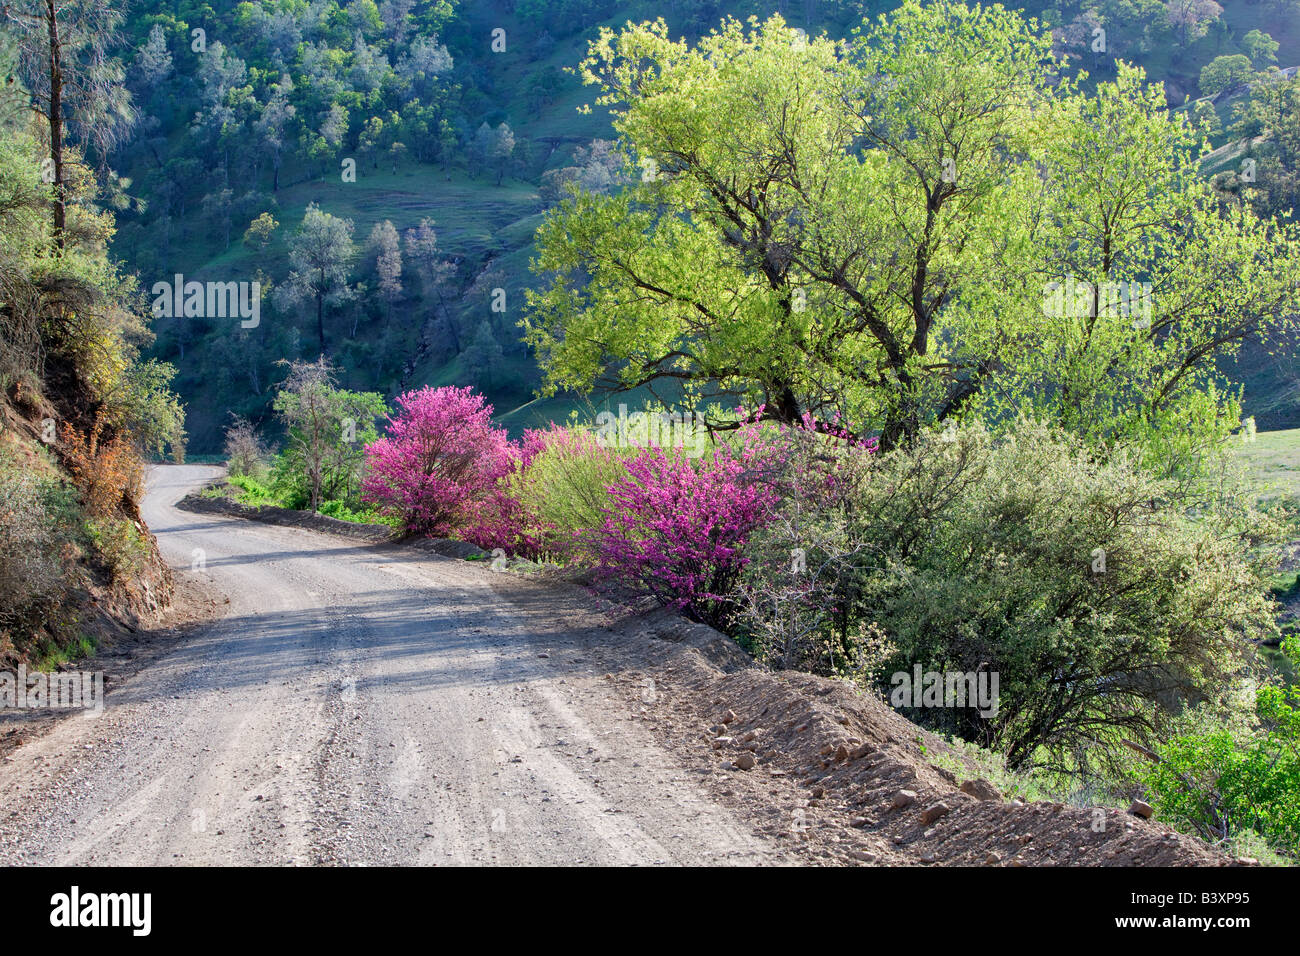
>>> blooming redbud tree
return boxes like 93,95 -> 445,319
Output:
593,437 -> 780,628
362,386 -> 516,539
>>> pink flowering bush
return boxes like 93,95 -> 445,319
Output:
593,440 -> 780,628
362,386 -> 517,541
361,388 -> 857,615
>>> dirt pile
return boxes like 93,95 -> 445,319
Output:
671,664 -> 1230,865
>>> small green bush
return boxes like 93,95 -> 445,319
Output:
85,517 -> 150,581
512,426 -> 628,559
1144,638 -> 1300,861
227,473 -> 278,506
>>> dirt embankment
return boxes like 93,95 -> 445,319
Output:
484,583 -> 1238,867
0,390 -> 174,669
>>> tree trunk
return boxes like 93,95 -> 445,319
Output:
316,273 -> 327,356
878,411 -> 919,454
45,0 -> 65,251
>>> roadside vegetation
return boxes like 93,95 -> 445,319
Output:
6,0 -> 1298,864
0,15 -> 186,667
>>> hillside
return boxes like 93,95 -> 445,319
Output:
102,0 -> 1300,452
0,127 -> 182,671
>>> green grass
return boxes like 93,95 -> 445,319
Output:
225,473 -> 281,507
925,733 -> 1090,806
31,634 -> 97,672
1237,427 -> 1300,500
223,472 -> 399,528
1238,428 -> 1300,694
176,165 -> 543,287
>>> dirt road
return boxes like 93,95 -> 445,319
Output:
0,465 -> 793,865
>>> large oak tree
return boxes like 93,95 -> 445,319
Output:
524,1 -> 1300,468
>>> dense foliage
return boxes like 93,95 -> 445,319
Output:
738,419 -> 1284,770
1145,638 -> 1300,859
0,90 -> 184,658
509,423 -> 624,559
3,0 -> 1279,453
592,440 -> 779,628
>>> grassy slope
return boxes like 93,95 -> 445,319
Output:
1239,426 -> 1300,500
1238,427 -> 1300,688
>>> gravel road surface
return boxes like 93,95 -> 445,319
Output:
0,465 -> 792,866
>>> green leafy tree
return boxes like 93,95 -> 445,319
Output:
243,211 -> 279,250
1190,99 -> 1221,138
1199,54 -> 1254,98
1164,0 -> 1221,48
472,121 -> 515,185
461,319 -> 504,389
403,217 -> 454,307
271,357 -> 385,510
276,203 -> 356,356
367,219 -> 403,320
1241,29 -> 1279,69
3,0 -> 136,248
1081,0 -> 1170,57
254,74 -> 296,192
1228,74 -> 1300,218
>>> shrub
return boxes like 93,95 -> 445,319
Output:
731,420 -> 880,669
264,454 -> 312,509
226,473 -> 278,506
59,409 -> 143,518
362,385 -> 516,537
0,447 -> 78,636
510,424 -> 627,559
1144,641 -> 1300,860
593,441 -> 779,628
84,517 -> 150,582
1199,54 -> 1254,98
223,415 -> 266,478
739,419 -> 1282,771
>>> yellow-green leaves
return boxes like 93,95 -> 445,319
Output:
528,2 -> 1300,468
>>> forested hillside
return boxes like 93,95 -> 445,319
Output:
73,0 -> 1300,451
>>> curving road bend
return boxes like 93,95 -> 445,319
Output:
0,465 -> 790,865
